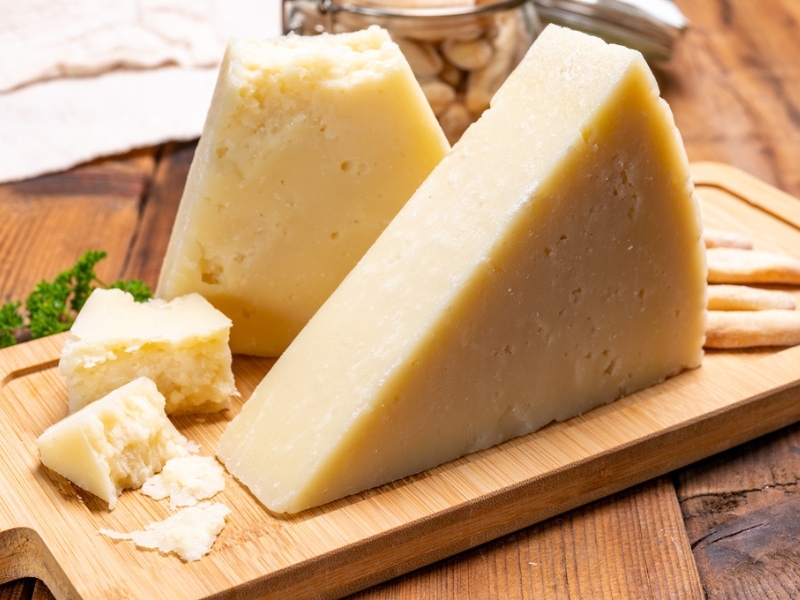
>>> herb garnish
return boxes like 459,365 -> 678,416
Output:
0,250 -> 152,348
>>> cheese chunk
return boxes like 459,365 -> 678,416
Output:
156,26 -> 450,356
217,25 -> 707,514
59,288 -> 236,415
37,377 -> 190,510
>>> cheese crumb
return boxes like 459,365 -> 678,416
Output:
99,502 -> 231,562
141,455 -> 226,510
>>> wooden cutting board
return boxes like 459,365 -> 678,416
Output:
2,162 -> 800,600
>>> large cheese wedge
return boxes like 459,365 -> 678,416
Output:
156,26 -> 449,356
217,25 -> 707,514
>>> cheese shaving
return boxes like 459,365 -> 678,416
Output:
99,502 -> 231,562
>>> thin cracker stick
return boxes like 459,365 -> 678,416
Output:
705,310 -> 800,348
706,247 -> 800,285
703,228 -> 754,249
707,284 -> 796,311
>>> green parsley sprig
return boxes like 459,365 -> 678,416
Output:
0,250 -> 152,348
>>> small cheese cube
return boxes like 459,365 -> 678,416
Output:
59,288 -> 236,415
217,25 -> 707,514
37,377 -> 190,510
156,26 -> 450,356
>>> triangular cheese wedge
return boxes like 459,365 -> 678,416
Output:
156,27 -> 449,356
217,25 -> 707,514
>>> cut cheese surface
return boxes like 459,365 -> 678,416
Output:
37,377 -> 190,510
156,26 -> 450,356
59,289 -> 236,415
216,25 -> 707,515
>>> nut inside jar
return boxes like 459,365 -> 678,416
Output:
283,0 -> 541,143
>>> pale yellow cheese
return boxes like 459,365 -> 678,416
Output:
141,455 -> 226,510
37,377 -> 190,510
99,502 -> 231,562
59,288 -> 236,415
216,25 -> 707,514
156,26 -> 450,356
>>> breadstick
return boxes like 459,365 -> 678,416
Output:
703,228 -> 754,249
705,310 -> 800,348
707,284 -> 797,311
706,248 -> 800,285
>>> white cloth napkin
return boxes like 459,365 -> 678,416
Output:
0,0 -> 282,183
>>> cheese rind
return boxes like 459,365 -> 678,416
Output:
156,26 -> 450,356
59,288 -> 236,415
217,25 -> 707,514
37,377 -> 190,509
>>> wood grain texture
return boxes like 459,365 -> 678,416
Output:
676,424 -> 800,600
30,582 -> 54,600
349,477 -> 702,600
0,165 -> 798,599
658,0 -> 800,198
655,7 -> 800,593
0,151 -> 156,310
0,579 -> 36,600
120,143 -> 195,289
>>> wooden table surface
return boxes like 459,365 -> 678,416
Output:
2,0 -> 799,597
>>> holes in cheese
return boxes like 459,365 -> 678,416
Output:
216,25 -> 706,514
156,26 -> 450,357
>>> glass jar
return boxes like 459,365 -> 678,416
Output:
282,0 -> 541,143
